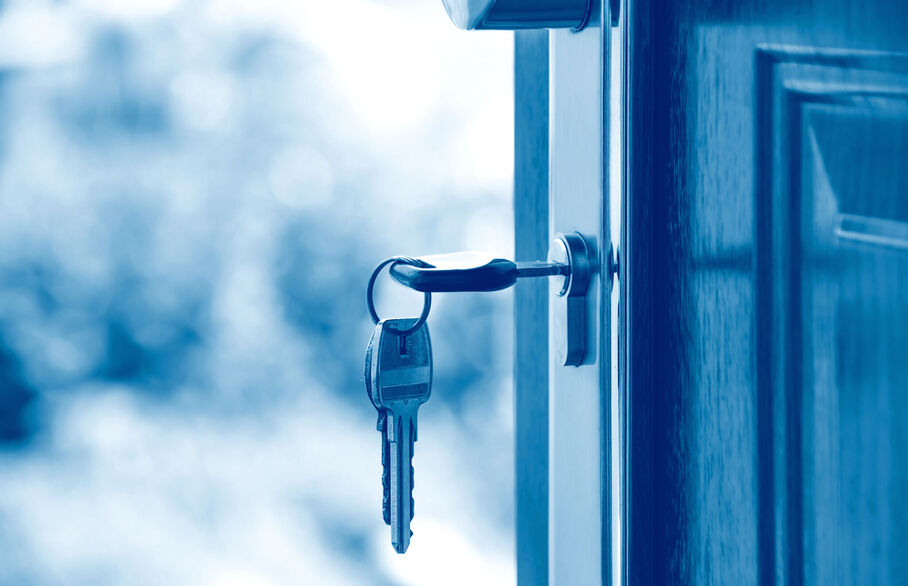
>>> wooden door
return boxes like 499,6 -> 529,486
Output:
623,1 -> 908,584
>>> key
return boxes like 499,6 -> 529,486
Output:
369,318 -> 432,554
364,325 -> 392,526
388,251 -> 568,292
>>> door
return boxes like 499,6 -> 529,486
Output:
445,0 -> 907,584
624,1 -> 908,585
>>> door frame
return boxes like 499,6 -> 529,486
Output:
513,0 -> 618,582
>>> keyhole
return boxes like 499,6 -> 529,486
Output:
399,335 -> 410,356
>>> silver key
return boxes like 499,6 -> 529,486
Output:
369,318 -> 432,554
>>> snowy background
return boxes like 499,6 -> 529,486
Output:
0,0 -> 515,584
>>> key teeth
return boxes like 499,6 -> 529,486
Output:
391,530 -> 414,554
380,412 -> 391,525
382,464 -> 391,525
382,427 -> 391,526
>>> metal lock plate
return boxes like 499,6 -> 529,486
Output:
549,232 -> 593,366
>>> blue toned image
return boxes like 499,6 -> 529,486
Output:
4,0 -> 908,584
0,1 -> 515,584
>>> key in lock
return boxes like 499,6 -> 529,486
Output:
388,231 -> 600,366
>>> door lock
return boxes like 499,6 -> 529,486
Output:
547,232 -> 592,366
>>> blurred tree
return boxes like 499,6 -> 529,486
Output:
0,333 -> 36,446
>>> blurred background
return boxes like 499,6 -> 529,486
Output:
0,0 -> 515,584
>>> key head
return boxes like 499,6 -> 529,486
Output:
370,318 -> 433,411
389,252 -> 518,292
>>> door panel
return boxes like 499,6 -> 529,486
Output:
624,1 -> 908,584
760,51 -> 908,585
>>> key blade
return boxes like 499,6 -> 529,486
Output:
514,260 -> 569,278
389,413 -> 415,554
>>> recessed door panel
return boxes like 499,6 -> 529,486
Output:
760,53 -> 908,584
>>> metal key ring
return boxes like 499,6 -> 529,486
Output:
367,256 -> 432,336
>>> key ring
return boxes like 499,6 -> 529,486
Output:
367,256 -> 432,336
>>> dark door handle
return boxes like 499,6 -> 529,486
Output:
388,252 -> 568,292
